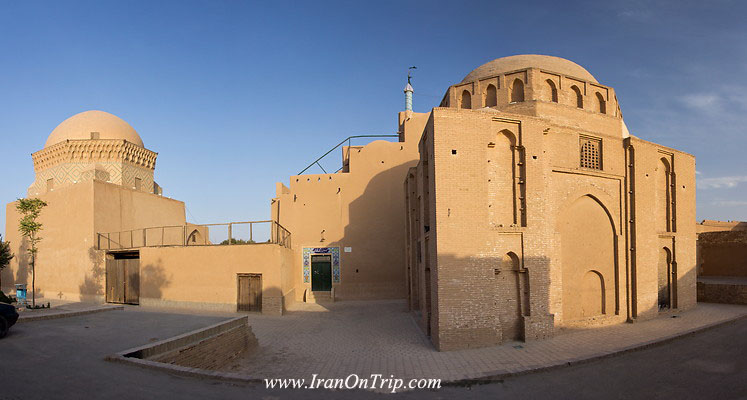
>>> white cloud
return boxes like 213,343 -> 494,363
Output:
680,86 -> 747,115
681,93 -> 719,112
616,6 -> 653,22
711,200 -> 747,207
698,175 -> 747,189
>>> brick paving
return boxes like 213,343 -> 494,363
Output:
225,300 -> 747,381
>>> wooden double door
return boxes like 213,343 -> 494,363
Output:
237,273 -> 262,312
106,253 -> 140,305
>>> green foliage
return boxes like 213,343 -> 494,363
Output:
16,198 -> 47,307
0,234 -> 13,272
0,290 -> 16,304
17,198 -> 48,255
219,238 -> 257,245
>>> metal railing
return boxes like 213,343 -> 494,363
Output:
297,134 -> 400,175
97,220 -> 291,250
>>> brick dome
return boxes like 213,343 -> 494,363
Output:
45,110 -> 144,148
462,54 -> 597,84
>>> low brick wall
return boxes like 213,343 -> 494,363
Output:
118,316 -> 258,371
697,279 -> 747,305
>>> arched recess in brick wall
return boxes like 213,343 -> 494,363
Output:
595,92 -> 606,114
487,129 -> 517,226
485,84 -> 497,107
460,90 -> 472,109
558,195 -> 616,321
546,79 -> 558,103
656,157 -> 673,232
571,85 -> 583,108
658,246 -> 672,310
187,229 -> 203,245
496,252 -> 524,341
580,270 -> 605,317
510,79 -> 524,103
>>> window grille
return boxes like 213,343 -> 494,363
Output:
580,137 -> 602,170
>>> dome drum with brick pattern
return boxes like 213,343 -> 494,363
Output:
444,54 -> 624,127
28,110 -> 160,196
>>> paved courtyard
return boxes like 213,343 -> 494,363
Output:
0,301 -> 745,399
228,300 -> 747,381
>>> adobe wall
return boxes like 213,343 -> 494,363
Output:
698,231 -> 747,277
93,180 -> 186,235
139,243 -> 294,315
275,112 -> 428,301
3,182 -> 95,300
2,180 -> 188,302
696,220 -> 747,233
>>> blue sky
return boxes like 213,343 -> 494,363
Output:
2,0 -> 746,236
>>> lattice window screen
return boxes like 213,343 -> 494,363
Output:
580,137 -> 602,170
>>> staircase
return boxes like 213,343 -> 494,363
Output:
306,290 -> 334,304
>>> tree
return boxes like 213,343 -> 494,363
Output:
16,198 -> 47,307
0,234 -> 13,289
219,238 -> 256,245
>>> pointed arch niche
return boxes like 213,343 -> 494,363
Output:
484,84 -> 498,107
656,153 -> 676,233
558,195 -> 618,321
487,120 -> 526,227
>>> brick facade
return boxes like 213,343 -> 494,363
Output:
404,55 -> 697,351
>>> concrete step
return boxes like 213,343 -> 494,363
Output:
307,290 -> 334,304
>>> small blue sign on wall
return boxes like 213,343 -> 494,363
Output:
15,284 -> 27,300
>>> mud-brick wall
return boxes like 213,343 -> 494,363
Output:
698,231 -> 747,277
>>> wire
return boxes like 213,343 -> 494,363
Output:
185,206 -> 198,224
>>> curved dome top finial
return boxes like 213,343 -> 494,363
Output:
461,54 -> 597,84
45,110 -> 144,148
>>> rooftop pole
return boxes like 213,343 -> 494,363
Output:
404,66 -> 416,111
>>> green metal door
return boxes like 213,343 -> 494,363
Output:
311,255 -> 332,291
